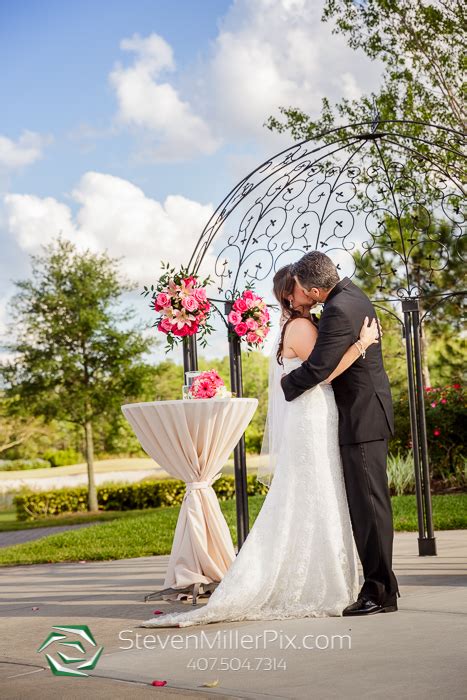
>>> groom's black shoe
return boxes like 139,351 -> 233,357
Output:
342,594 -> 398,616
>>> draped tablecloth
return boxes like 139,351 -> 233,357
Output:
121,398 -> 258,590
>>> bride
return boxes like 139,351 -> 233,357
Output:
141,264 -> 380,628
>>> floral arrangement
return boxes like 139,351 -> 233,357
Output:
227,289 -> 271,348
187,370 -> 232,399
142,263 -> 212,350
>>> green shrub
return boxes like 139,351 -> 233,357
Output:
424,384 -> 466,479
244,425 -> 264,453
0,458 -> 51,471
14,475 -> 269,521
391,383 -> 466,479
42,449 -> 83,467
387,452 -> 415,496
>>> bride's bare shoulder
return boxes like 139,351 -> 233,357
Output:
285,317 -> 318,335
283,317 -> 317,347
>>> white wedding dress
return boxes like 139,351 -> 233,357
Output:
141,356 -> 359,629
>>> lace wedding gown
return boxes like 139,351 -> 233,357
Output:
141,356 -> 359,629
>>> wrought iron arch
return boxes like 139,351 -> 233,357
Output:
183,119 -> 466,555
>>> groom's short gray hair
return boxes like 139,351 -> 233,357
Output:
291,251 -> 340,290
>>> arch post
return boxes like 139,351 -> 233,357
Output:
225,301 -> 250,550
182,335 -> 198,375
402,298 -> 437,556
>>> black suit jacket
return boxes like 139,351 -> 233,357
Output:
281,277 -> 394,445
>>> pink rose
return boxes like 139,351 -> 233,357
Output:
243,290 -> 255,300
159,317 -> 173,333
246,331 -> 258,344
233,298 -> 248,313
235,322 -> 248,336
194,287 -> 207,303
156,292 -> 171,307
245,297 -> 256,309
245,317 -> 258,331
228,310 -> 242,325
172,324 -> 190,337
183,276 -> 196,287
181,295 -> 199,312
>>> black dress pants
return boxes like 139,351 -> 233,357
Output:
340,438 -> 399,604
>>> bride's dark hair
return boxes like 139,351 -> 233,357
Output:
273,265 -> 317,366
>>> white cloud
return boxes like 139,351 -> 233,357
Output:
109,33 -> 221,162
4,193 -> 75,252
107,1 -> 382,162
0,130 -> 52,170
206,0 -> 382,139
3,172 -> 214,283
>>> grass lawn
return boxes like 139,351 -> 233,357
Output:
0,494 -> 465,567
0,508 -> 141,532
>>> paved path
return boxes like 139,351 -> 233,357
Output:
0,522 -> 97,548
1,530 -> 466,699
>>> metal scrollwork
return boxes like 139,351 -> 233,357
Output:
188,121 -> 465,305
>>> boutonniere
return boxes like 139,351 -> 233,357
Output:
311,303 -> 324,324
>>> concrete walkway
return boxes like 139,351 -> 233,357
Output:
1,530 -> 466,699
0,522 -> 98,548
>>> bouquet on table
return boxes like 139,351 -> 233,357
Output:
227,289 -> 271,349
186,370 -> 232,400
142,263 -> 213,351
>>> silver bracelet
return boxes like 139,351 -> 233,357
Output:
355,339 -> 366,359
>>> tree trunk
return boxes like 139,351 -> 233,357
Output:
84,420 -> 98,511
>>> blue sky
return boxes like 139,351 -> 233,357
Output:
0,0 -> 382,362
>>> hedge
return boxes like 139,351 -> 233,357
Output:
14,475 -> 269,521
0,458 -> 51,471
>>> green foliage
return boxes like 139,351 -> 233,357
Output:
199,351 -> 269,453
321,0 -> 465,131
42,449 -> 83,468
0,237 -> 154,427
425,384 -> 466,479
152,360 -> 184,400
0,237 -> 156,510
352,215 -> 465,389
266,1 -> 465,142
387,452 -> 415,496
14,475 -> 269,521
391,383 -> 466,480
0,458 -> 51,471
2,495 -> 467,567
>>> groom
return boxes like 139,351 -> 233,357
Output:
281,251 -> 400,615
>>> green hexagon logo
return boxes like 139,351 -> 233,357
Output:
37,625 -> 104,677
